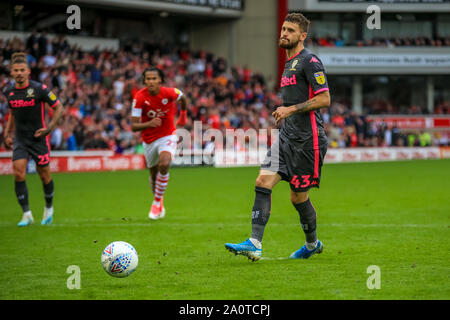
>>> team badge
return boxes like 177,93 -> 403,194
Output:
147,110 -> 156,118
48,91 -> 57,101
162,98 -> 168,105
314,72 -> 326,85
290,59 -> 298,71
26,88 -> 34,98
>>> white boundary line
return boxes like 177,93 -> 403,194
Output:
0,221 -> 446,228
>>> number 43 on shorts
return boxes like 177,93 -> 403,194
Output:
290,175 -> 311,188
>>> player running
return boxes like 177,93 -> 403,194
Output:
3,52 -> 65,227
131,67 -> 188,220
225,13 -> 331,261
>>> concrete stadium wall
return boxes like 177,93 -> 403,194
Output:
189,0 -> 278,88
189,20 -> 234,64
234,0 -> 278,87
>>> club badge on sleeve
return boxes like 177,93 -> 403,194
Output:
48,91 -> 57,102
314,72 -> 326,85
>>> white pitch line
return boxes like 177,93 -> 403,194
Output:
260,257 -> 290,261
0,222 -> 446,228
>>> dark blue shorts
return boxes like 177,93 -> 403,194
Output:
261,138 -> 327,192
13,136 -> 51,167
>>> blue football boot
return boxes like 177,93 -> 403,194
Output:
18,211 -> 34,227
41,207 -> 53,225
225,238 -> 261,262
289,240 -> 324,259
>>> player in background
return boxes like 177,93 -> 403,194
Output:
131,67 -> 188,220
3,52 -> 65,226
225,13 -> 331,261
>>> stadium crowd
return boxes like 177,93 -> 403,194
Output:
0,34 -> 448,154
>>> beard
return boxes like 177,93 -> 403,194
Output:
279,38 -> 300,49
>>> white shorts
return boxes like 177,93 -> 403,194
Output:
143,134 -> 178,168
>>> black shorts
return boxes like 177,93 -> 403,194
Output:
13,136 -> 51,167
261,137 -> 327,192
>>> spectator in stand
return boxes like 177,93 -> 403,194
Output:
84,130 -> 109,149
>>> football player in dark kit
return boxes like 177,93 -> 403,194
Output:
225,13 -> 331,261
3,52 -> 64,227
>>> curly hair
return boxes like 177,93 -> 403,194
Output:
285,12 -> 310,33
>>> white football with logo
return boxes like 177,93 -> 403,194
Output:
101,241 -> 138,278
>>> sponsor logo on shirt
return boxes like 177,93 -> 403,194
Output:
147,109 -> 168,119
280,74 -> 297,87
10,99 -> 35,108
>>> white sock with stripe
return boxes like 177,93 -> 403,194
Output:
154,172 -> 169,205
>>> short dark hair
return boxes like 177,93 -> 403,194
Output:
142,67 -> 165,83
285,12 -> 310,33
11,52 -> 28,65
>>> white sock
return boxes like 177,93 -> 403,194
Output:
44,207 -> 53,217
306,240 -> 318,250
249,237 -> 262,249
23,210 -> 32,217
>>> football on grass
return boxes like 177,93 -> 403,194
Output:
101,241 -> 138,278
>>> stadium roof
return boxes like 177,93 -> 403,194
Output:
51,0 -> 244,18
289,0 -> 450,12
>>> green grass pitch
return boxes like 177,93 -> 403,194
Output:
0,159 -> 449,300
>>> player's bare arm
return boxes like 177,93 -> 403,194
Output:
272,91 -> 330,124
34,102 -> 65,138
130,116 -> 162,132
179,94 -> 188,111
176,94 -> 189,126
4,111 -> 15,148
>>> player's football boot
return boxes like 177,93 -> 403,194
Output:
225,238 -> 261,262
289,240 -> 324,259
41,207 -> 53,225
18,211 -> 34,227
158,197 -> 166,219
148,197 -> 165,220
